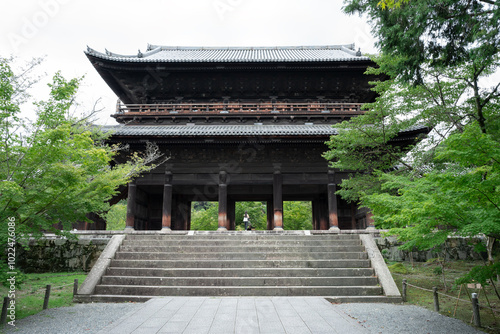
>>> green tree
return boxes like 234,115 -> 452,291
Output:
324,1 -> 500,287
105,200 -> 127,230
190,202 -> 219,231
235,202 -> 267,230
0,58 -> 163,240
283,201 -> 313,230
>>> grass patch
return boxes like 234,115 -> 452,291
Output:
0,272 -> 87,321
389,261 -> 499,333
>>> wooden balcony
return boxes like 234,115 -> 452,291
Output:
115,101 -> 364,116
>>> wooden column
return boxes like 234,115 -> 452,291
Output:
311,200 -> 319,230
366,212 -> 376,230
125,181 -> 136,230
266,200 -> 273,230
161,171 -> 173,232
350,202 -> 357,230
273,167 -> 283,230
319,196 -> 329,230
184,201 -> 192,230
327,170 -> 340,231
218,171 -> 228,231
228,198 -> 236,230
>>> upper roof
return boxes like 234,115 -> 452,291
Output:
85,44 -> 369,63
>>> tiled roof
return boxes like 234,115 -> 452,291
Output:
100,125 -> 338,137
85,44 -> 369,63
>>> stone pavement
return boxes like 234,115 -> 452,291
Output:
97,297 -> 367,334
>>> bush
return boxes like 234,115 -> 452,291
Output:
388,262 -> 408,274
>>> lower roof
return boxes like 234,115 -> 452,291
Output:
100,124 -> 338,137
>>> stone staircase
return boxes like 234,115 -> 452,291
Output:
76,232 -> 401,303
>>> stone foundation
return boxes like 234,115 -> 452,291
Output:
16,234 -> 112,273
375,236 -> 489,262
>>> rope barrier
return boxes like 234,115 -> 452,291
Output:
405,281 -> 500,312
19,282 -> 75,296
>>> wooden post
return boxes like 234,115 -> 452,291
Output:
350,202 -> 357,229
273,167 -> 283,230
266,200 -> 273,230
433,287 -> 439,312
327,170 -> 339,231
472,292 -> 481,327
125,181 -> 136,230
218,171 -> 228,231
73,279 -> 78,297
402,279 -> 407,302
1,297 -> 9,324
366,212 -> 376,230
228,198 -> 236,230
162,171 -> 173,231
43,284 -> 51,310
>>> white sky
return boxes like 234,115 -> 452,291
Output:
1,0 -> 377,124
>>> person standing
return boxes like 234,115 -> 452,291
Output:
243,211 -> 250,230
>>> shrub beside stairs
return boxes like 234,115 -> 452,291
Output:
74,232 -> 401,303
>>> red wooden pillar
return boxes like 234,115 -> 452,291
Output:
162,171 -> 173,232
319,197 -> 329,230
366,212 -> 376,230
125,181 -> 136,230
327,170 -> 340,231
273,167 -> 283,230
218,171 -> 229,230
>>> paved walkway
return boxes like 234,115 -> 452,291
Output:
97,297 -> 367,334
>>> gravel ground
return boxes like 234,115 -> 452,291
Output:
2,303 -> 142,334
336,303 -> 485,334
1,301 -> 484,334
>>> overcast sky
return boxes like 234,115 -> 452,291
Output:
1,0 -> 377,124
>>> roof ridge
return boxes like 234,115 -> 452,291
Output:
146,45 -> 350,51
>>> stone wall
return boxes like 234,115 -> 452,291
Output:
375,236 -> 488,262
16,235 -> 112,273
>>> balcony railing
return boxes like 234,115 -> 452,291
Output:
115,101 -> 364,115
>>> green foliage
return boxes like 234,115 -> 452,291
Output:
328,2 -> 500,288
388,262 -> 408,274
0,262 -> 25,287
190,202 -> 219,230
455,262 -> 500,286
283,201 -> 313,230
235,202 -> 267,230
105,200 -> 127,230
189,201 -> 313,230
0,58 -> 159,241
344,0 -> 500,84
0,272 -> 86,320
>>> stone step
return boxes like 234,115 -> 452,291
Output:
114,251 -> 368,261
125,234 -> 360,241
94,285 -> 383,297
106,267 -> 375,278
114,251 -> 367,261
109,259 -> 372,268
100,276 -> 379,287
118,245 -> 365,253
121,240 -> 362,247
